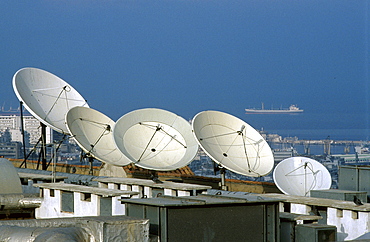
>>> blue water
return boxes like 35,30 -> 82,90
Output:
243,112 -> 370,141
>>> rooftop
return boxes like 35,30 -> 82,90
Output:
33,183 -> 139,197
94,177 -> 211,191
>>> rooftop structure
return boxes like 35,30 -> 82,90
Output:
0,163 -> 368,240
34,183 -> 139,219
121,193 -> 281,242
94,177 -> 211,198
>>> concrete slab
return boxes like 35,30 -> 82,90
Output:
33,183 -> 139,197
94,177 -> 211,190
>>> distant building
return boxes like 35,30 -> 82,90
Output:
0,142 -> 22,159
0,114 -> 53,145
0,114 -> 84,162
266,133 -> 283,143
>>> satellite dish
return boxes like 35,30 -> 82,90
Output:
65,107 -> 131,166
13,67 -> 88,134
192,110 -> 274,177
273,156 -> 332,196
113,108 -> 198,171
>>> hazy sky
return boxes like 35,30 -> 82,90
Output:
1,0 -> 369,135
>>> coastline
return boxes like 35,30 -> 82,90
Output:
266,128 -> 370,141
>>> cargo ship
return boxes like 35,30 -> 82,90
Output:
245,103 -> 303,114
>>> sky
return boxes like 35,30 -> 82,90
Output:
0,0 -> 369,139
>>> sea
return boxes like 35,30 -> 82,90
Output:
242,112 -> 369,155
243,112 -> 369,139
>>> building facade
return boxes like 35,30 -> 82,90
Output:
0,114 -> 53,145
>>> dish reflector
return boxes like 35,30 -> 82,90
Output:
273,157 -> 332,196
113,108 -> 198,171
192,110 -> 274,177
13,67 -> 88,134
66,107 -> 131,166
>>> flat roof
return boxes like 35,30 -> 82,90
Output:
311,189 -> 367,194
94,177 -> 212,191
33,183 -> 139,197
120,194 -> 282,207
18,172 -> 67,181
279,212 -> 322,221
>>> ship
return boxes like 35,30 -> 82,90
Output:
245,103 -> 303,114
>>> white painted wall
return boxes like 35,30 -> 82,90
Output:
112,195 -> 127,216
275,200 -> 370,241
327,207 -> 370,241
73,193 -> 99,217
177,190 -> 191,196
35,189 -> 74,219
36,188 -> 127,219
131,185 -> 143,198
290,203 -> 310,215
164,188 -> 176,196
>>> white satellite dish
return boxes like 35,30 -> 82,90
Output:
66,107 -> 131,167
192,110 -> 274,177
273,156 -> 332,196
113,108 -> 199,171
13,67 -> 88,134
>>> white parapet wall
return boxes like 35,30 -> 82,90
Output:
327,207 -> 370,241
36,188 -> 74,218
290,203 -> 311,216
34,183 -> 138,219
261,193 -> 370,241
94,177 -> 211,199
73,192 -> 100,217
